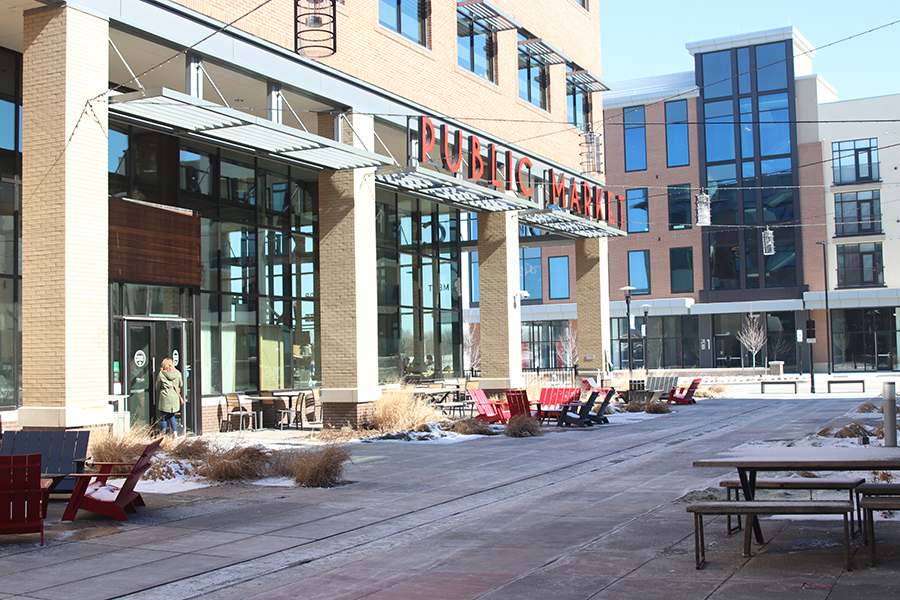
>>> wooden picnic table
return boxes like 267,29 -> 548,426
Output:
694,445 -> 900,543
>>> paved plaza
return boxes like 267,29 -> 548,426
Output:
2,390 -> 900,599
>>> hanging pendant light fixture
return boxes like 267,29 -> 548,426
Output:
295,0 -> 337,58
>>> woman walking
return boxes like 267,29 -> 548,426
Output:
156,357 -> 183,437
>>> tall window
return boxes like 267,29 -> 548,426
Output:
668,184 -> 691,230
626,188 -> 648,233
566,66 -> 590,130
837,243 -> 883,288
628,250 -> 650,294
548,256 -> 569,299
835,191 -> 881,237
670,247 -> 693,293
520,247 -> 542,300
665,100 -> 689,167
457,11 -> 492,81
623,106 -> 646,171
518,34 -> 546,109
833,139 -> 879,184
379,0 -> 426,46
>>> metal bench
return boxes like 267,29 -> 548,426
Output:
760,380 -> 798,393
827,379 -> 865,393
719,477 -> 864,535
686,500 -> 853,570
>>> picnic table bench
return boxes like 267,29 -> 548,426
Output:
827,379 -> 865,393
760,379 -> 798,394
687,500 -> 853,570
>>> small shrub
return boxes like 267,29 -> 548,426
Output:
625,400 -> 645,413
196,444 -> 270,481
816,425 -> 834,437
857,401 -> 879,413
871,470 -> 895,483
645,402 -> 671,414
442,418 -> 499,436
371,391 -> 443,432
166,436 -> 210,460
505,414 -> 541,437
833,422 -> 871,438
270,444 -> 351,487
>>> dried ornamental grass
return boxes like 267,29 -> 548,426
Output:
195,444 -> 270,481
833,421 -> 871,439
371,390 -> 443,432
645,401 -> 671,414
270,444 -> 351,487
504,414 -> 541,438
857,401 -> 879,413
442,418 -> 499,436
691,384 -> 725,399
625,400 -> 645,413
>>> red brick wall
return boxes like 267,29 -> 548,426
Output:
603,98 -> 703,298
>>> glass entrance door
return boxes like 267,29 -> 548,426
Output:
125,320 -> 189,432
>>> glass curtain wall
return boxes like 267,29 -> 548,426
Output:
376,189 -> 462,383
108,123 -> 320,394
700,41 -> 799,293
832,308 -> 899,372
522,320 -> 571,369
612,315 -> 699,370
0,48 -> 20,409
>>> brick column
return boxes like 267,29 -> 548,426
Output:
19,6 -> 110,429
316,112 -> 380,427
476,210 -> 523,390
575,237 -> 611,382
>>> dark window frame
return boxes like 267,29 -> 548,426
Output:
456,10 -> 493,82
670,247 -> 694,293
547,255 -> 570,300
379,0 -> 428,47
837,242 -> 884,288
623,105 -> 647,171
628,249 -> 651,295
835,190 -> 881,237
665,100 -> 689,167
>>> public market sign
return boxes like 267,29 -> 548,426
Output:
415,116 -> 625,229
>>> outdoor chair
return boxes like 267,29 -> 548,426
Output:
504,389 -> 537,420
469,388 -> 502,424
61,438 -> 162,522
667,378 -> 702,405
578,380 -> 615,425
537,387 -> 585,426
0,430 -> 90,494
223,394 -> 256,431
0,453 -> 50,545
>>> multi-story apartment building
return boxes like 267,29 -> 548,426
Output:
0,0 -> 623,433
602,27 -> 899,375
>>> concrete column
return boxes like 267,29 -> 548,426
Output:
476,210 -> 523,389
575,237 -> 611,379
316,112 -> 379,426
20,6 -> 110,429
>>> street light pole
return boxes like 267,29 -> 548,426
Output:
620,286 -> 636,380
642,304 -> 651,378
816,240 -> 832,374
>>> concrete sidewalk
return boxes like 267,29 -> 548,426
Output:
2,393 -> 900,599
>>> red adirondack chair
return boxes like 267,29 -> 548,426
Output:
536,387 -> 584,426
61,438 -> 162,522
504,389 -> 537,420
667,378 -> 702,405
469,388 -> 503,424
0,453 -> 50,546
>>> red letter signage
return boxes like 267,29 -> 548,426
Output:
469,135 -> 483,180
550,170 -> 566,206
441,124 -> 463,173
419,116 -> 435,164
516,157 -> 533,196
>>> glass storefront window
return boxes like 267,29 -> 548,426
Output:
109,125 -> 129,198
258,162 -> 290,229
221,294 -> 257,393
200,293 -> 221,395
0,278 -> 15,407
220,151 -> 256,222
258,228 -> 287,297
293,299 -> 319,387
220,223 -> 257,295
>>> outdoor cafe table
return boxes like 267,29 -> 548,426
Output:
693,445 -> 900,542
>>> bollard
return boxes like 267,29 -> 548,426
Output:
884,382 -> 897,448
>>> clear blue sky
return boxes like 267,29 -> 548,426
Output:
599,1 -> 900,101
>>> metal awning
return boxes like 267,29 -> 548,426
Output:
108,88 -> 390,171
375,166 -> 624,238
456,0 -> 521,31
566,69 -> 609,93
376,166 -> 537,212
518,37 -> 568,65
518,206 -> 623,238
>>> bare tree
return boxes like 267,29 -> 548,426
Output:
463,322 -> 481,373
736,314 -> 767,373
556,320 -> 578,368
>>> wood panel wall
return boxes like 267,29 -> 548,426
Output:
109,199 -> 201,287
